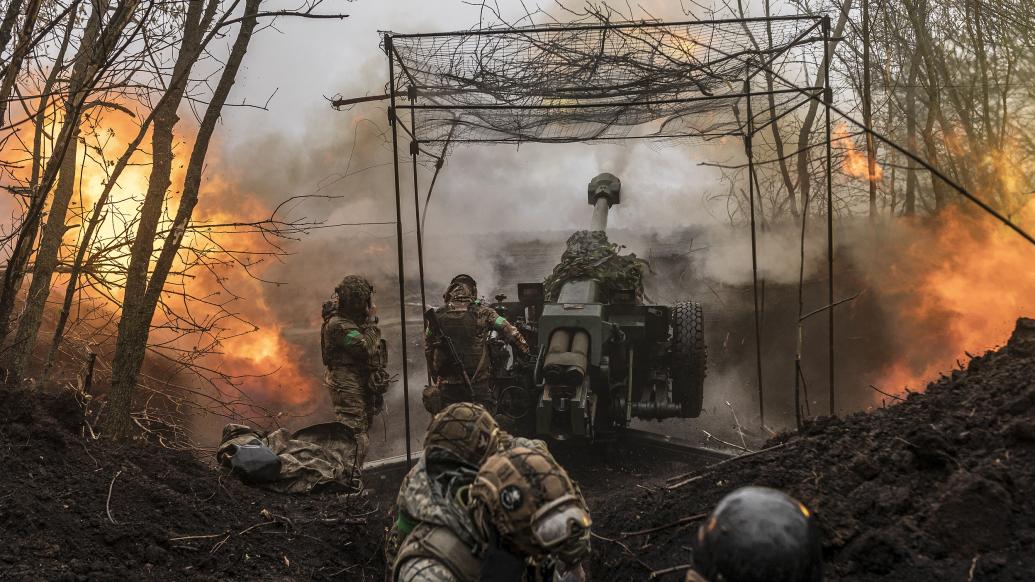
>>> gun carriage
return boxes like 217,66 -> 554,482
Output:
488,174 -> 707,442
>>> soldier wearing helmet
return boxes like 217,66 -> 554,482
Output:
685,487 -> 823,582
321,275 -> 389,468
424,274 -> 530,414
385,404 -> 554,569
393,446 -> 591,582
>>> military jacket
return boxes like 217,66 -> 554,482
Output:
425,300 -> 528,384
321,314 -> 381,371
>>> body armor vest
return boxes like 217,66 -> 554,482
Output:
393,522 -> 482,582
435,305 -> 488,378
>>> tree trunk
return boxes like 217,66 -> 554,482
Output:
0,0 -> 47,353
43,2 -> 213,381
904,55 -> 919,215
2,110 -> 80,384
0,0 -> 142,351
794,0 -> 853,217
862,0 -> 879,220
0,0 -> 26,59
2,0 -> 143,385
763,1 -> 799,220
104,0 -> 263,439
0,0 -> 42,125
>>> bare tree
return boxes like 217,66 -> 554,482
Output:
3,0 -> 144,385
103,0 -> 263,438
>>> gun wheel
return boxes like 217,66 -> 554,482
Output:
671,300 -> 707,417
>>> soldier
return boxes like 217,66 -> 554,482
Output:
321,275 -> 389,469
385,403 -> 555,568
424,274 -> 530,414
684,487 -> 823,582
393,446 -> 591,582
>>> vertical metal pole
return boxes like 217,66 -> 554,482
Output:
862,0 -> 878,220
386,35 -> 413,465
823,17 -> 835,417
407,87 -> 434,387
408,87 -> 429,320
745,68 -> 765,428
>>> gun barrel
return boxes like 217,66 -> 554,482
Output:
589,196 -> 611,231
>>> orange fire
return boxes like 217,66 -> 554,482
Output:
834,123 -> 883,182
0,100 -> 321,417
872,199 -> 1035,396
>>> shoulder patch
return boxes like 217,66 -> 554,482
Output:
343,330 -> 362,345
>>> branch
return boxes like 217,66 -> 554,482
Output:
219,11 -> 348,28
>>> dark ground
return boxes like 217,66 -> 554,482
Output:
3,319 -> 1035,581
590,318 -> 1035,581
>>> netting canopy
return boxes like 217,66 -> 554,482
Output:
377,16 -> 837,463
388,17 -> 826,144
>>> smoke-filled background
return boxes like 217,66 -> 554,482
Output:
38,0 -> 1028,457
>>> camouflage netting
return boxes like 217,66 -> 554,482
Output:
387,17 -> 825,144
544,231 -> 649,302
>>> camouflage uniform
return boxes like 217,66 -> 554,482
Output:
385,404 -> 553,570
322,276 -> 388,467
425,275 -> 529,413
393,447 -> 591,582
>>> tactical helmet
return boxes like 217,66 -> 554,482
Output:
335,275 -> 373,319
424,403 -> 500,467
692,486 -> 822,582
470,447 -> 591,564
444,273 -> 478,302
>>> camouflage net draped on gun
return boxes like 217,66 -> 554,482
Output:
543,231 -> 649,303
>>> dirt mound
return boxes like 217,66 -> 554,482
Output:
591,318 -> 1035,581
0,388 -> 390,581
5,319 -> 1035,581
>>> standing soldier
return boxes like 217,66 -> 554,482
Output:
423,274 -> 530,414
322,275 -> 389,468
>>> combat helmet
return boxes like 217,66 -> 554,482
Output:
690,486 -> 822,582
444,273 -> 477,302
469,447 -> 591,564
335,275 -> 373,320
424,402 -> 500,468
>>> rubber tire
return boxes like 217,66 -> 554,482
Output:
671,300 -> 706,417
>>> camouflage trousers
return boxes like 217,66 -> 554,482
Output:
324,367 -> 375,467
440,381 -> 495,413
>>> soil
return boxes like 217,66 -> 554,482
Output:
3,318 -> 1034,581
590,317 -> 1035,581
0,389 -> 388,581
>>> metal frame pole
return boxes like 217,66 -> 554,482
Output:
386,34 -> 413,465
745,66 -> 765,428
407,90 -> 430,323
823,16 -> 835,417
408,85 -> 432,387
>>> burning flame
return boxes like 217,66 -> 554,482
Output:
834,123 -> 883,182
0,101 -> 322,416
873,198 -> 1035,396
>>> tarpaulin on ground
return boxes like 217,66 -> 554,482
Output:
217,422 -> 360,494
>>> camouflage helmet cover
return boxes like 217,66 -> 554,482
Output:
444,273 -> 477,302
470,447 -> 591,563
424,402 -> 500,467
335,275 -> 373,319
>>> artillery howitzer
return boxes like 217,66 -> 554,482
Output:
490,174 -> 707,442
